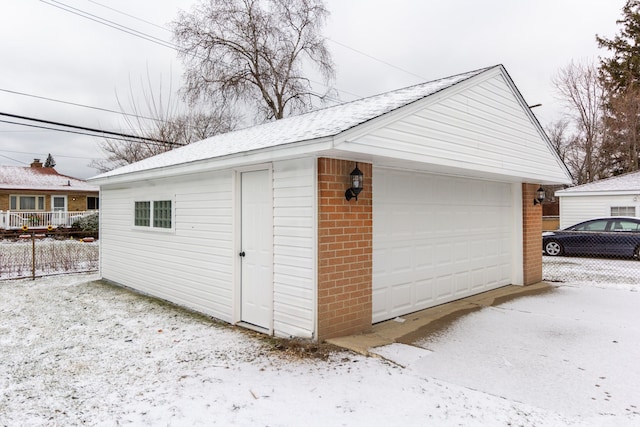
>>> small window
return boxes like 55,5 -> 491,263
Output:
611,206 -> 636,216
153,200 -> 172,229
134,201 -> 151,227
134,200 -> 172,229
87,197 -> 100,210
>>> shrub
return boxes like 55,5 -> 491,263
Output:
73,212 -> 99,232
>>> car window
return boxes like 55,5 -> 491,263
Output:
612,220 -> 640,232
573,220 -> 608,231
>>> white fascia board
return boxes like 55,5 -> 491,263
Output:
333,141 -> 570,184
91,137 -> 336,187
557,190 -> 640,197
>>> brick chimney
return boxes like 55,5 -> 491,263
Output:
30,159 -> 43,168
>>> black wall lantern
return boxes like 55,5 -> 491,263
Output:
345,163 -> 364,201
534,186 -> 546,205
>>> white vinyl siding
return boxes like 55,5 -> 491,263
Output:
559,195 -> 640,228
272,158 -> 316,338
100,170 -> 234,321
344,74 -> 568,184
373,168 -> 514,323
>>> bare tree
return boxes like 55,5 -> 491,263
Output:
91,75 -> 237,173
552,60 -> 606,183
172,0 -> 335,121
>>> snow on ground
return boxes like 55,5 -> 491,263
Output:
0,259 -> 638,426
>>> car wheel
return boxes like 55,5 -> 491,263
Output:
635,246 -> 640,260
544,240 -> 563,256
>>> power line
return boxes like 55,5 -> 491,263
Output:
326,38 -> 428,82
44,1 -> 430,103
86,0 -> 170,33
40,0 -> 352,103
0,148 -> 103,161
40,0 -> 181,51
0,112 -> 181,146
0,88 -> 160,122
0,119 -> 148,144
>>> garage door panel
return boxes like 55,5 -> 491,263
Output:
373,168 -> 514,323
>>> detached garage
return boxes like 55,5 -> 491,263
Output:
556,170 -> 640,229
90,65 -> 571,341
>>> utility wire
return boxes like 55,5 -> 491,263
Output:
0,112 -> 181,146
40,0 -> 181,51
0,88 -> 160,122
0,148 -> 102,161
86,0 -> 170,33
40,0 -> 352,103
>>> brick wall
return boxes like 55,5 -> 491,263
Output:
522,183 -> 543,285
317,158 -> 373,340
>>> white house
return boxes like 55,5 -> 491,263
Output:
556,170 -> 640,229
90,65 -> 571,341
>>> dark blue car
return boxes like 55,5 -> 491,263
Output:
543,217 -> 640,259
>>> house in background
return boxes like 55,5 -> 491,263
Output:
556,170 -> 640,229
91,65 -> 572,341
0,159 -> 99,230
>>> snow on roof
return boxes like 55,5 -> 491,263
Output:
92,66 -> 495,180
0,165 -> 98,192
557,170 -> 640,194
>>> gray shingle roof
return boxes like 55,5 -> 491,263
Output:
92,66 -> 494,180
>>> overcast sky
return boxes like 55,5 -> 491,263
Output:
0,0 -> 626,179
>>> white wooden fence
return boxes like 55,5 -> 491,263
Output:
0,211 -> 93,230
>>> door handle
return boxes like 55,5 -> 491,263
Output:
239,251 -> 245,257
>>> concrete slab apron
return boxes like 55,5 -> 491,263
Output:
326,282 -> 554,357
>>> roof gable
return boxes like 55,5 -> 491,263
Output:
91,64 -> 571,185
0,165 -> 98,192
91,66 -> 493,180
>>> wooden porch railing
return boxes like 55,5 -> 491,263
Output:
0,211 -> 96,230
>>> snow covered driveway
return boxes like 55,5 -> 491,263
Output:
1,273 -> 638,426
376,282 -> 640,422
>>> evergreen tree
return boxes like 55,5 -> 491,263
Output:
596,0 -> 640,173
44,153 -> 56,168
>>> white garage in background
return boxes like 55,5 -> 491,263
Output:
556,170 -> 640,229
91,65 -> 572,341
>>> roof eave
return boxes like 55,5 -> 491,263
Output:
91,136 -> 337,186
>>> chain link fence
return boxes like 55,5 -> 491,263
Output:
542,230 -> 640,285
0,233 -> 98,280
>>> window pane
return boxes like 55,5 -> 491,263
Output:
10,196 -> 16,210
611,206 -> 636,216
19,196 -> 36,210
38,197 -> 45,210
87,197 -> 99,210
134,201 -> 150,227
153,200 -> 172,229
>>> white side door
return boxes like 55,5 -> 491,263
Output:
239,169 -> 273,330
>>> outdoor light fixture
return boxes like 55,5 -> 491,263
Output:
345,163 -> 364,201
534,186 -> 546,205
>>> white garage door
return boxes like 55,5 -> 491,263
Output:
373,168 -> 514,323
